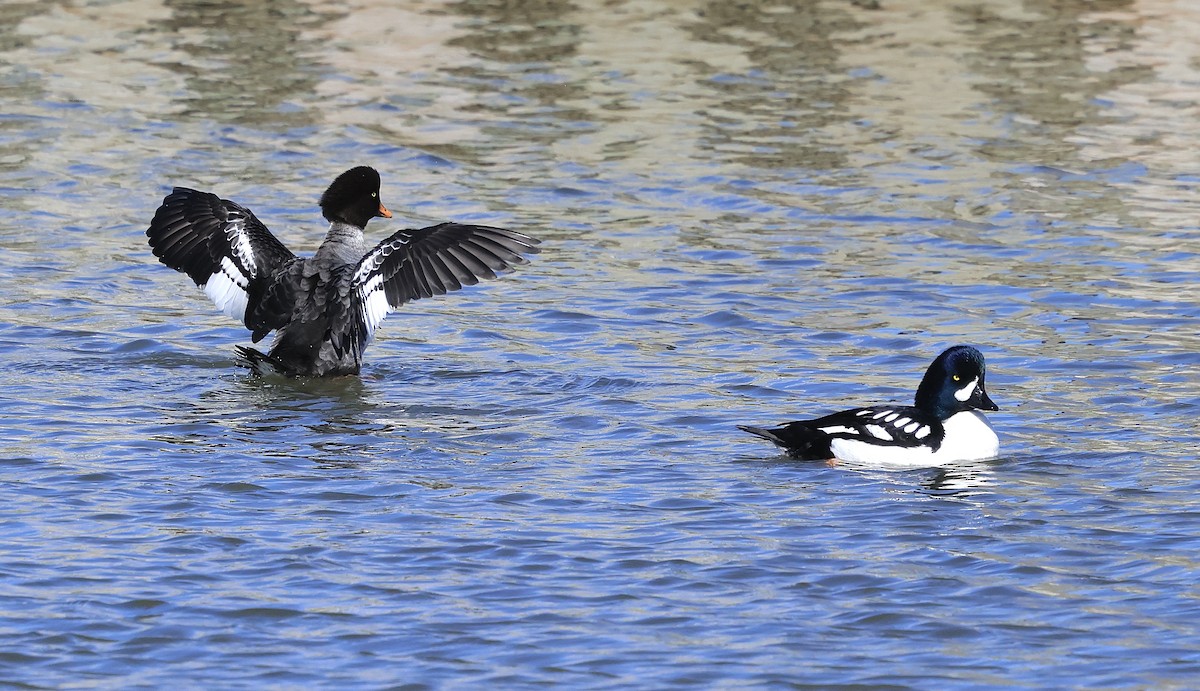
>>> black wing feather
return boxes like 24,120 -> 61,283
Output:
147,187 -> 296,329
351,223 -> 539,337
740,405 -> 946,460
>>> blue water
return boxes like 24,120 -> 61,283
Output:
2,1 -> 1200,687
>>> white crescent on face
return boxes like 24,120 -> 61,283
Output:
954,377 -> 979,402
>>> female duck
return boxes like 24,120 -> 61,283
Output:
147,166 -> 539,376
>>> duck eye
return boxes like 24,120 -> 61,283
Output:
371,192 -> 377,198
952,375 -> 961,381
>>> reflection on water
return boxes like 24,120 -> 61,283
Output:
830,457 -> 999,496
922,460 -> 997,496
1,0 -> 1200,687
687,2 -> 865,170
159,0 -> 328,128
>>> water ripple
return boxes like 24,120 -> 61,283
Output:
0,0 -> 1199,688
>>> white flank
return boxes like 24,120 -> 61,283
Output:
829,411 -> 997,467
202,258 -> 249,322
955,377 -> 979,402
818,425 -> 857,436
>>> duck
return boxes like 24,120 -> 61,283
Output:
146,166 -> 539,376
738,345 -> 1000,465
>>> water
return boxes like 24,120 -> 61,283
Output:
2,0 -> 1199,687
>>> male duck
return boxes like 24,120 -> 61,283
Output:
739,345 -> 1000,464
147,166 -> 539,376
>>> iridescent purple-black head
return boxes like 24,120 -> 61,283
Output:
914,345 -> 998,419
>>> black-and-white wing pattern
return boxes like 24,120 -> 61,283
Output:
351,223 -> 540,339
147,187 -> 296,329
806,406 -> 945,450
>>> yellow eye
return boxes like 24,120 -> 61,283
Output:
953,375 -> 961,381
371,192 -> 377,198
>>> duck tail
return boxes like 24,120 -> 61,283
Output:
739,423 -> 831,460
234,345 -> 290,376
737,425 -> 788,447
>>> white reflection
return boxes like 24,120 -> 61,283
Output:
832,457 -> 998,496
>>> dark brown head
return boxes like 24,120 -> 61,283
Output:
319,166 -> 392,228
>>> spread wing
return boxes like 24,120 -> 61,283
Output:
147,187 -> 297,329
349,223 -> 539,340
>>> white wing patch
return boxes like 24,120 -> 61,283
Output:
352,253 -> 382,285
202,257 -> 250,322
358,273 -> 390,340
872,410 -> 892,420
352,236 -> 409,285
819,425 -> 858,436
914,425 -> 931,439
865,424 -> 892,441
227,218 -> 257,271
352,236 -> 416,340
196,218 -> 258,325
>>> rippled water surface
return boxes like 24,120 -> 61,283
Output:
2,0 -> 1200,687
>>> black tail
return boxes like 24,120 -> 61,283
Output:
235,345 -> 290,376
737,425 -> 787,447
737,423 -> 830,460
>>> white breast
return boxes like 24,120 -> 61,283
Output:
938,410 -> 999,461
